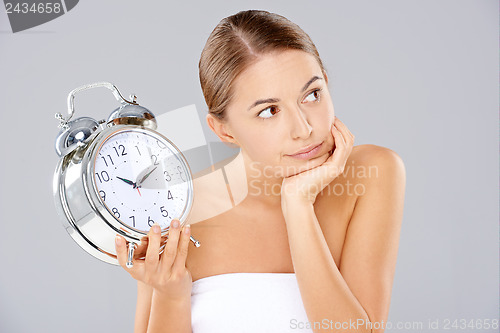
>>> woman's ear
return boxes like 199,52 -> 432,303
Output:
206,114 -> 239,147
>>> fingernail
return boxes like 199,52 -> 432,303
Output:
115,236 -> 122,246
184,224 -> 191,233
152,225 -> 161,234
172,220 -> 180,228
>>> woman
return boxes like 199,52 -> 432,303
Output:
115,9 -> 406,333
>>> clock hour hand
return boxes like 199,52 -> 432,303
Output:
116,176 -> 136,187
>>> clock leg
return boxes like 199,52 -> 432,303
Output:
189,236 -> 201,248
126,242 -> 136,268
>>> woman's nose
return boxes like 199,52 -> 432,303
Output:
289,106 -> 312,140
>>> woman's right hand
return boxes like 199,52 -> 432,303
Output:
115,219 -> 193,301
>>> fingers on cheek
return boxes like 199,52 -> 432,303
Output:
330,126 -> 338,151
332,126 -> 344,145
331,124 -> 339,137
335,120 -> 354,143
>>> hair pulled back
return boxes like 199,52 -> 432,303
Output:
199,10 -> 325,120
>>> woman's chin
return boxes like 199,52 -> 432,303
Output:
283,152 -> 331,177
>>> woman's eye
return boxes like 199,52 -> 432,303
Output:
258,106 -> 279,119
303,89 -> 321,103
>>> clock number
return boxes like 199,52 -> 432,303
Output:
167,190 -> 173,200
113,144 -> 127,157
148,216 -> 155,227
151,154 -> 159,166
129,216 -> 135,227
99,190 -> 106,202
101,155 -> 114,167
177,165 -> 186,182
112,207 -> 121,218
95,171 -> 110,183
160,206 -> 169,217
164,171 -> 171,182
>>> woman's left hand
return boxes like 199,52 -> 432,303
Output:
281,117 -> 355,205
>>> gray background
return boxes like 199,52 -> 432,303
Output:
0,0 -> 498,332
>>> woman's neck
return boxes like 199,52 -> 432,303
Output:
225,150 -> 284,210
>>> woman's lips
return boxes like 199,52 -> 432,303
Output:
287,142 -> 323,160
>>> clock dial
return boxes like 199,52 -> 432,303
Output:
93,129 -> 191,232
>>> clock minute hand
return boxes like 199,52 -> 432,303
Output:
137,166 -> 158,187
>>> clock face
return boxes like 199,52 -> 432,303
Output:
92,128 -> 192,232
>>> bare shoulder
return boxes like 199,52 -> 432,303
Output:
350,144 -> 404,166
347,144 -> 406,184
318,144 -> 405,204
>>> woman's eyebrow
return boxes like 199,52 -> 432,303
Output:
247,98 -> 280,111
301,75 -> 322,92
247,76 -> 323,111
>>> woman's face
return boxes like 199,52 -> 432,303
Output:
217,50 -> 335,178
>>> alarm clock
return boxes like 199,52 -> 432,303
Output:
53,82 -> 200,268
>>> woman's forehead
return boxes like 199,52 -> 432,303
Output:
231,50 -> 324,100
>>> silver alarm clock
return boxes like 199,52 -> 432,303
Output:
53,82 -> 200,268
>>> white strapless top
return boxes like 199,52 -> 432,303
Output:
191,272 -> 313,333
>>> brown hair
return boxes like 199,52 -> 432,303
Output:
199,10 -> 326,121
